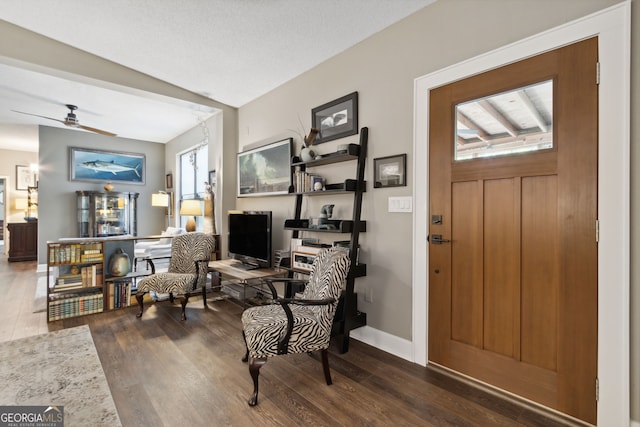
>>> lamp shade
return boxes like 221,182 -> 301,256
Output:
15,198 -> 28,210
151,192 -> 169,207
180,199 -> 202,216
180,199 -> 202,232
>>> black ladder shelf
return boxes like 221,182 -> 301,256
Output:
287,127 -> 368,353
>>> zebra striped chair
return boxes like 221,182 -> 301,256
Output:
135,232 -> 215,321
241,247 -> 351,406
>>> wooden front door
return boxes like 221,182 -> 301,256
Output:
428,38 -> 598,424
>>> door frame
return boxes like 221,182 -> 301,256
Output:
412,3 -> 630,425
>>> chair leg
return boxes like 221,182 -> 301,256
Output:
241,330 -> 249,363
202,285 -> 207,307
248,357 -> 267,406
321,349 -> 332,385
179,294 -> 190,321
135,293 -> 144,318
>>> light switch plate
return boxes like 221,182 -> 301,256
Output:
388,196 -> 413,213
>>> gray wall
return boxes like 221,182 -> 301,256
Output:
237,0 -> 638,419
37,126 -> 166,263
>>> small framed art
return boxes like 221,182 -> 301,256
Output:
312,91 -> 358,143
374,154 -> 407,188
16,165 -> 36,191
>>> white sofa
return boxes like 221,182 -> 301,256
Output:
134,227 -> 186,273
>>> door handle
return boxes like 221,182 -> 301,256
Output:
430,234 -> 450,245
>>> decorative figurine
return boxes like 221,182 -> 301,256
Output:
317,204 -> 335,229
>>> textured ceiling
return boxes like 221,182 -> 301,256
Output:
0,0 -> 434,151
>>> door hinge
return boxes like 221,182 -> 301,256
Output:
595,377 -> 599,401
595,220 -> 599,243
596,62 -> 600,85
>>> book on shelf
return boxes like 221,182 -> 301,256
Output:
293,169 -> 325,193
108,279 -> 133,310
48,291 -> 104,321
49,242 -> 103,265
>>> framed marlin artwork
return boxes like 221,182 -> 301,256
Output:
69,147 -> 145,184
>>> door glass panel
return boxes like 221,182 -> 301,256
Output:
454,80 -> 553,161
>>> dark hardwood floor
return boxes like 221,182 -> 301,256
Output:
0,253 -> 583,426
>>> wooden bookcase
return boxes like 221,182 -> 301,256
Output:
47,240 -> 107,321
46,237 -> 151,322
285,127 -> 369,353
46,234 -> 221,322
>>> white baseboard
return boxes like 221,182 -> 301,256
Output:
350,326 -> 414,362
37,263 -> 47,273
631,420 -> 640,427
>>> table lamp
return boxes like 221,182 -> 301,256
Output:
152,191 -> 172,226
15,198 -> 28,218
180,199 -> 202,232
151,192 -> 169,208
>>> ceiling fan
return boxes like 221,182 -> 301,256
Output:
12,104 -> 116,137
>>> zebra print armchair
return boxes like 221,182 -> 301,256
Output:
241,247 -> 351,406
135,232 -> 215,321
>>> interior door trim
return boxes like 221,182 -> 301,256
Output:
412,3 -> 630,425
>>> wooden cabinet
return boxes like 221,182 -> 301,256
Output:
76,191 -> 138,237
286,127 -> 369,353
7,221 -> 37,262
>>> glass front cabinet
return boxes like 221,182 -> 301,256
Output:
76,191 -> 138,237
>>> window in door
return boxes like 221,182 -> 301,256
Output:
455,79 -> 553,161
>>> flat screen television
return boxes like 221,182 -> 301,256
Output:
228,210 -> 272,269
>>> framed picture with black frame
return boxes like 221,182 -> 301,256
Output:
374,154 -> 407,188
312,91 -> 358,143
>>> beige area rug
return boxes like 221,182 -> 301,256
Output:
0,325 -> 121,427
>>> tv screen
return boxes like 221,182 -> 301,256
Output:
228,211 -> 272,269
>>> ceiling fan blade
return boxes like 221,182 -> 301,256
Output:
11,110 -> 66,125
76,124 -> 116,137
13,109 -> 116,137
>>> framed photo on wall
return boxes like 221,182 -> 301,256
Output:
312,91 -> 358,143
374,154 -> 407,188
16,165 -> 36,191
237,138 -> 292,197
69,147 -> 145,184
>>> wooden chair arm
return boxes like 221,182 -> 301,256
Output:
275,296 -> 335,355
261,280 -> 279,300
190,259 -> 210,290
263,277 -> 309,299
278,297 -> 335,306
